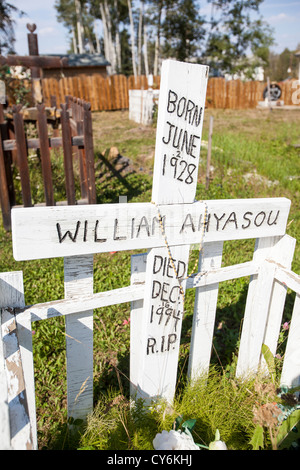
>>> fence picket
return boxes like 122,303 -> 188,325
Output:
188,241 -> 223,380
36,103 -> 55,206
236,235 -> 288,378
13,105 -> 32,207
262,235 -> 296,358
280,293 -> 300,389
64,255 -> 94,423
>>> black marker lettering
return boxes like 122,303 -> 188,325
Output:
56,221 -> 81,243
267,210 -> 279,226
242,212 -> 252,229
254,211 -> 266,227
213,213 -> 226,231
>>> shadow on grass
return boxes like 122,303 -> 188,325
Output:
94,150 -> 152,204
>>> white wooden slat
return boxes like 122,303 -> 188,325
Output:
274,263 -> 300,295
0,271 -> 25,308
280,293 -> 300,389
136,60 -> 209,404
130,253 -> 147,399
0,321 -> 11,450
1,309 -> 33,450
0,271 -> 36,449
236,236 -> 282,378
262,235 -> 296,359
17,259 -> 259,322
187,241 -> 223,381
186,259 -> 259,289
64,255 -> 94,423
14,311 -> 37,450
11,198 -> 290,261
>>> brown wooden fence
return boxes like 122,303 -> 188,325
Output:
39,75 -> 300,111
0,96 -> 96,230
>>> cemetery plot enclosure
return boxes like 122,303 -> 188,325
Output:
0,96 -> 96,231
1,60 -> 299,451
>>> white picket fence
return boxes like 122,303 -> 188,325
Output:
1,232 -> 300,449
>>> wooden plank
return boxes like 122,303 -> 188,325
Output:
83,101 -> 96,204
188,241 -> 223,380
19,259 -> 259,322
60,103 -> 76,205
36,103 -> 55,206
0,55 -> 66,68
236,235 -> 289,378
0,324 -> 11,449
0,118 -> 15,207
262,235 -> 296,361
0,129 -> 12,229
280,294 -> 300,389
1,310 -> 33,450
0,271 -> 35,450
2,135 -> 84,151
11,198 -> 291,261
64,255 -> 94,424
130,253 -> 147,399
274,263 -> 300,295
135,60 -> 209,404
13,105 -> 32,207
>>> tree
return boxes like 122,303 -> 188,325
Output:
0,1 -> 25,54
205,0 -> 274,78
264,47 -> 299,82
162,0 -> 205,62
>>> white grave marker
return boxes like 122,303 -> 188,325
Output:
10,60 -> 291,411
134,60 -> 209,403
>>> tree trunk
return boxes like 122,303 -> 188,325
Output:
127,0 -> 137,77
94,20 -> 101,54
100,1 -> 111,73
74,0 -> 84,53
143,24 -> 149,77
138,1 -> 144,76
71,24 -> 78,53
113,0 -> 121,72
104,0 -> 116,74
154,0 -> 163,76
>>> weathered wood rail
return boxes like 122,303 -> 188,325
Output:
0,96 -> 96,231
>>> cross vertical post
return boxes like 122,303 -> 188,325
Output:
134,60 -> 209,404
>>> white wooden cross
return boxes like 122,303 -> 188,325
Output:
11,60 -> 291,419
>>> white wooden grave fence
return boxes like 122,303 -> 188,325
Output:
1,60 -> 300,450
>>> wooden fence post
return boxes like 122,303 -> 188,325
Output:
60,103 -> 76,205
13,105 -> 32,207
36,103 -> 55,206
83,101 -> 96,204
0,133 -> 11,230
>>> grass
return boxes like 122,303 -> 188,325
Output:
1,107 -> 300,449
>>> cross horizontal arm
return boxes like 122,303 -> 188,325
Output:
11,197 -> 290,261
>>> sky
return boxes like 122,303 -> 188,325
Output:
9,0 -> 300,56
